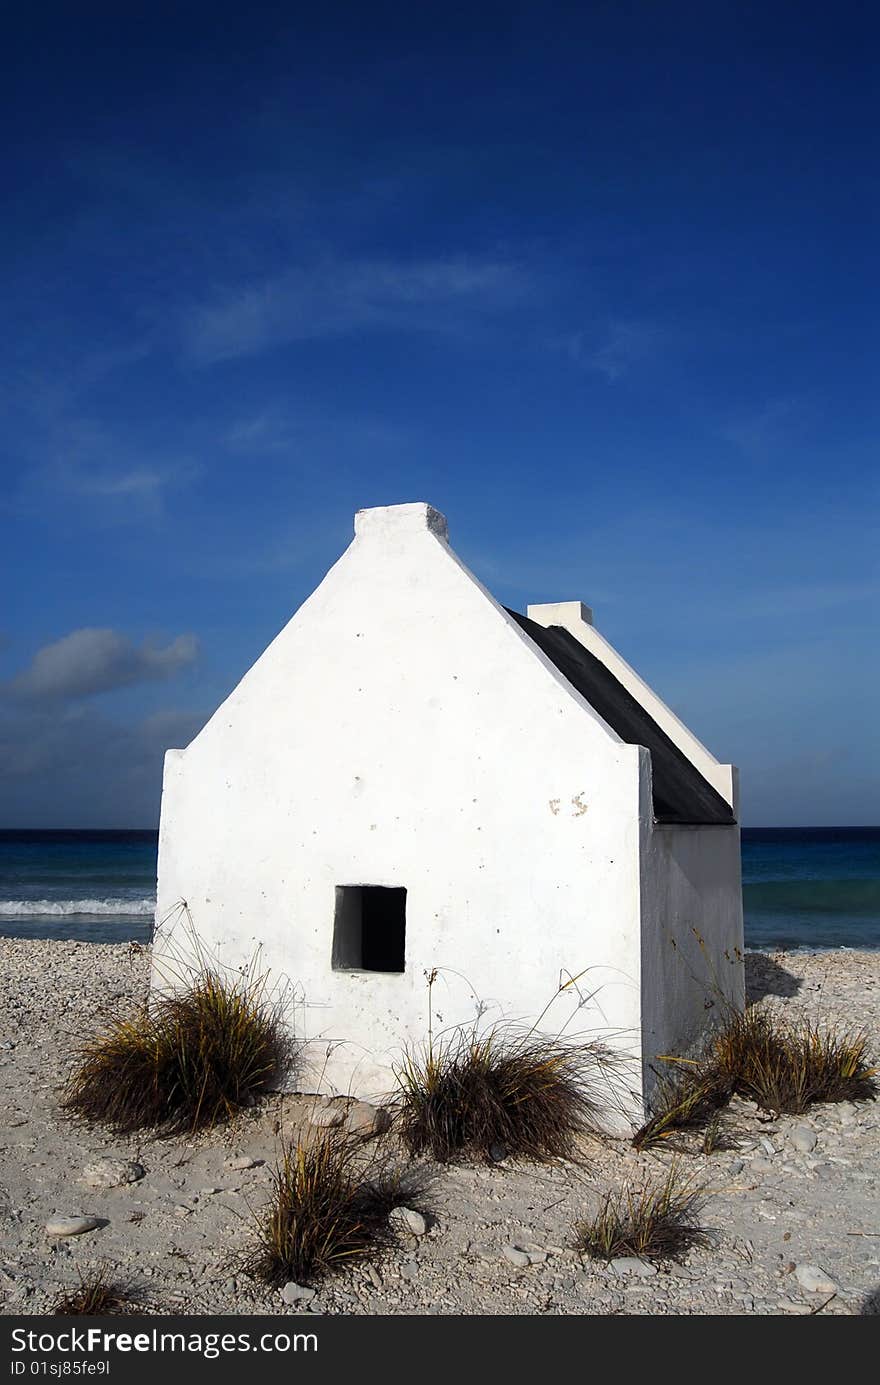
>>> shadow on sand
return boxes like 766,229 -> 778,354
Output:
745,951 -> 802,1003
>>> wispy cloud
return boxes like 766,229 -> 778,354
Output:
183,255 -> 530,363
5,629 -> 200,703
63,465 -> 185,499
224,404 -> 407,460
10,419 -> 204,524
720,397 -> 805,458
564,319 -> 666,382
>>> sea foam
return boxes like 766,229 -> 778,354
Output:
0,898 -> 155,917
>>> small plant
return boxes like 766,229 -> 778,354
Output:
54,1267 -> 136,1315
633,1066 -> 730,1152
710,1008 -> 876,1115
634,1006 -> 876,1148
700,1110 -> 735,1155
393,1027 -> 605,1163
64,966 -> 294,1136
244,1128 -> 416,1285
575,1166 -> 710,1263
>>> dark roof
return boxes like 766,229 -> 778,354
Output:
506,609 -> 736,826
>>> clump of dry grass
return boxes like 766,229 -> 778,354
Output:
700,1110 -> 736,1155
633,1066 -> 731,1152
63,967 -> 293,1136
54,1267 -> 137,1315
393,1027 -> 605,1164
711,1008 -> 876,1115
575,1166 -> 710,1263
634,1006 -> 876,1149
244,1128 -> 418,1285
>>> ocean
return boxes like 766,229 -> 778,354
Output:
0,827 -> 878,951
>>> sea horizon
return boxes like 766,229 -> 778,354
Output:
1,825 -> 878,952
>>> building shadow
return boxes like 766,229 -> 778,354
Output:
745,951 -> 802,1003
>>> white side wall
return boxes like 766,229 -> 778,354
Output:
154,506 -> 646,1120
638,771 -> 745,1105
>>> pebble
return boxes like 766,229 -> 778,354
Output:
281,1281 -> 316,1305
226,1155 -> 262,1171
502,1245 -> 531,1269
794,1264 -> 837,1294
790,1127 -> 817,1154
344,1101 -> 391,1137
81,1159 -> 145,1189
813,1163 -> 838,1181
778,1299 -> 814,1314
45,1216 -> 101,1238
749,1158 -> 775,1176
468,1242 -> 496,1262
609,1258 -> 658,1278
728,1159 -> 744,1175
307,1102 -> 343,1129
391,1207 -> 428,1238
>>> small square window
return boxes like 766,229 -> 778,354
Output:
332,885 -> 406,973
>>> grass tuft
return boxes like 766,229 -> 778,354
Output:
63,967 -> 293,1136
575,1166 -> 710,1263
700,1110 -> 736,1155
244,1128 -> 417,1285
710,1008 -> 876,1115
634,1006 -> 876,1149
633,1066 -> 731,1152
392,1027 -> 605,1164
54,1267 -> 136,1315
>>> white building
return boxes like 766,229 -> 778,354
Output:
154,502 -> 743,1126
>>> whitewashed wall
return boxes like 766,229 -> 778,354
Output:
639,802 -> 745,1099
155,505 -> 645,1120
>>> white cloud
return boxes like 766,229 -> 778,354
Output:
183,255 -> 529,363
56,453 -> 203,503
6,629 -> 200,703
11,417 -> 205,525
565,319 -> 665,382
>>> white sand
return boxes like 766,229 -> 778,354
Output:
0,939 -> 877,1316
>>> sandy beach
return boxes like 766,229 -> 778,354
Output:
0,939 -> 877,1317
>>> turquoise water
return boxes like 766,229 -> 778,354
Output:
0,830 -> 156,943
741,827 -> 880,950
0,827 -> 878,950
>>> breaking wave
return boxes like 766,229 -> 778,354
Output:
0,898 -> 155,917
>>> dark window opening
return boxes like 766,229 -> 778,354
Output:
332,886 -> 406,973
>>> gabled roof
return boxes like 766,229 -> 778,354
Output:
506,609 -> 736,826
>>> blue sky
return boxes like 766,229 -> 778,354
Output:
1,1 -> 877,827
